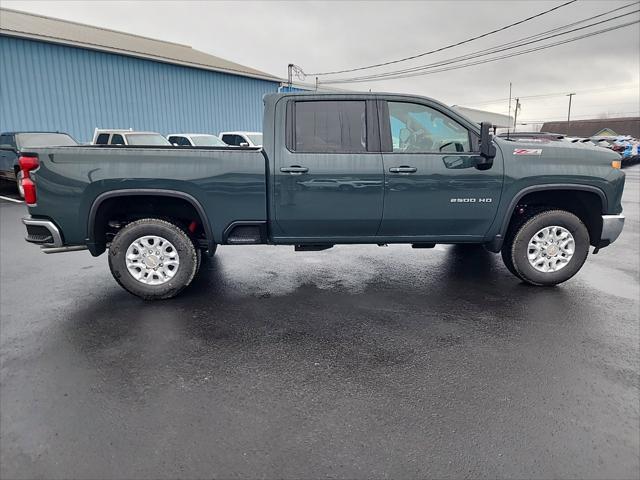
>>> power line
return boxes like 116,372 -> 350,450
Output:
321,9 -> 639,84
330,3 -> 639,82
464,84 -> 640,107
321,18 -> 639,84
306,0 -> 578,76
518,111 -> 640,122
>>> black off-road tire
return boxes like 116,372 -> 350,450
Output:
108,218 -> 198,300
505,209 -> 590,286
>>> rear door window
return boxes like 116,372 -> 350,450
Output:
110,134 -> 125,145
0,135 -> 15,149
290,100 -> 367,153
222,134 -> 241,146
95,133 -> 110,145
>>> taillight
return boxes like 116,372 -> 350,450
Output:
18,154 -> 39,205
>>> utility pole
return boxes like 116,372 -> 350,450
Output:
513,98 -> 520,131
567,92 -> 576,123
507,82 -> 512,137
315,76 -> 319,91
287,64 -> 293,88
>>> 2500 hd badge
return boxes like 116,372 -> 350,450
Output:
450,198 -> 493,203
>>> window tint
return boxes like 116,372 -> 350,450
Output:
170,136 -> 192,146
16,133 -> 77,148
387,102 -> 470,153
222,134 -> 243,146
0,135 -> 14,148
95,133 -> 110,145
126,134 -> 171,146
191,135 -> 225,146
293,101 -> 367,153
111,134 -> 125,145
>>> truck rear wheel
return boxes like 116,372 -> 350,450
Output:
504,209 -> 590,286
108,218 -> 198,300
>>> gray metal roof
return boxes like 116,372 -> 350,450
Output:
541,117 -> 640,138
452,106 -> 514,128
0,7 -> 282,83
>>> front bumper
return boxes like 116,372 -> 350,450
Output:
600,214 -> 625,245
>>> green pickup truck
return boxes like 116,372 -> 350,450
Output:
20,93 -> 626,299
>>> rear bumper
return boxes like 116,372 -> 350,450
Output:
22,217 -> 63,247
600,214 -> 625,245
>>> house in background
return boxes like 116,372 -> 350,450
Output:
541,117 -> 640,138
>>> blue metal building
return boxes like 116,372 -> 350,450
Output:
0,8 -> 284,142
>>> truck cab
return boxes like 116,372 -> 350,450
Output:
0,131 -> 77,197
167,134 -> 227,147
19,92 -> 626,299
219,131 -> 263,147
92,129 -> 171,146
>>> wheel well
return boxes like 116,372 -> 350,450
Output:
91,195 -> 209,254
506,190 -> 603,246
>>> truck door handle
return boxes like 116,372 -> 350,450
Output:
280,166 -> 309,174
389,166 -> 417,173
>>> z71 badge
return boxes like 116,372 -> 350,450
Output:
513,148 -> 542,155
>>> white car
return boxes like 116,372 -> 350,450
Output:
167,133 -> 227,147
92,129 -> 170,146
219,131 -> 263,147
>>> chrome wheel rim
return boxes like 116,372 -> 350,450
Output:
125,235 -> 179,285
527,226 -> 575,273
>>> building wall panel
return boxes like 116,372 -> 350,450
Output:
0,35 -> 279,142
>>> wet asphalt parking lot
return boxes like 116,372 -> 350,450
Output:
1,166 -> 639,480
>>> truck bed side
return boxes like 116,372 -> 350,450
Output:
26,146 -> 267,247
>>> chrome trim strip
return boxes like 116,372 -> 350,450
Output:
22,217 -> 63,247
601,214 -> 625,244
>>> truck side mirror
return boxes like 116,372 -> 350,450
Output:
478,122 -> 496,167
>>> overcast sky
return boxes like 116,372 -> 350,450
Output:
3,0 -> 639,125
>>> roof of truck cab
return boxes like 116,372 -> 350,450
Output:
96,131 -> 163,135
0,8 -> 282,83
1,131 -> 70,135
167,133 -> 220,137
220,131 -> 262,135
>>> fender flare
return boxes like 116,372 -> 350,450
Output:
87,189 -> 215,254
488,184 -> 607,252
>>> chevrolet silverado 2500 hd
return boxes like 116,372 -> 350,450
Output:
20,93 -> 626,299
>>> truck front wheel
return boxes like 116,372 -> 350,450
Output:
108,218 -> 198,300
503,209 -> 590,286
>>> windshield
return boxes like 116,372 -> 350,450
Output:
126,134 -> 171,146
191,135 -> 226,146
246,133 -> 263,146
17,133 -> 77,148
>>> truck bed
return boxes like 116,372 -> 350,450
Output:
25,145 -> 268,246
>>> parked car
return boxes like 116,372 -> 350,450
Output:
219,131 -> 263,147
92,129 -> 170,146
19,92 -> 625,299
0,131 -> 77,197
167,134 -> 227,147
